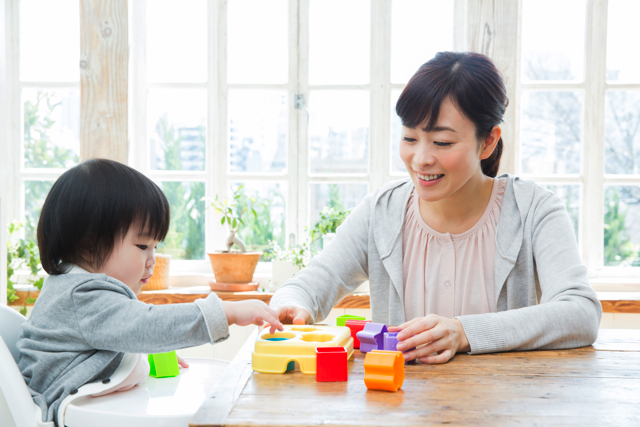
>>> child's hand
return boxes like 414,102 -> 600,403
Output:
177,356 -> 189,369
222,300 -> 284,335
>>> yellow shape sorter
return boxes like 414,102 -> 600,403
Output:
252,325 -> 354,374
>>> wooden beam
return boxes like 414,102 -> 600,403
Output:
466,0 -> 521,176
79,0 -> 128,163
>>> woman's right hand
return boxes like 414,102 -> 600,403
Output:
273,306 -> 312,325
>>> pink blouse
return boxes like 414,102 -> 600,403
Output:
402,177 -> 507,320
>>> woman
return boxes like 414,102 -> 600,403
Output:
270,52 -> 601,364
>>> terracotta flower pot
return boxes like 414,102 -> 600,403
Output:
207,251 -> 262,284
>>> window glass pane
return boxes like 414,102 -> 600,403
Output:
147,0 -> 207,83
228,182 -> 287,254
23,89 -> 80,169
521,0 -> 586,82
544,184 -> 580,242
390,88 -> 408,175
20,0 -> 79,82
607,0 -> 640,83
148,89 -> 206,171
25,180 -> 53,242
309,183 -> 368,227
309,91 -> 369,174
520,90 -> 583,175
604,91 -> 640,175
227,0 -> 288,84
157,181 -> 206,260
390,0 -> 454,84
309,0 -> 370,85
228,90 -> 287,173
604,186 -> 640,267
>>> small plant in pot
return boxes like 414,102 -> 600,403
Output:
206,186 -> 262,290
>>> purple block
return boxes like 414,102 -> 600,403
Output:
356,323 -> 388,353
384,332 -> 415,364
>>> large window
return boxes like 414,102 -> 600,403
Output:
129,0 -> 456,259
518,0 -> 640,277
14,0 -> 80,242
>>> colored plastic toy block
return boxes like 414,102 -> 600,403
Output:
336,314 -> 366,327
148,351 -> 180,378
252,325 -> 354,374
363,350 -> 405,392
383,332 -> 415,364
315,347 -> 348,382
356,322 -> 388,353
345,319 -> 371,349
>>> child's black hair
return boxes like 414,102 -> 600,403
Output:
37,159 -> 171,275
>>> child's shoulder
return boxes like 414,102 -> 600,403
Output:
39,273 -> 136,306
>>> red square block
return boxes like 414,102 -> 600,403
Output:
345,320 -> 371,349
315,347 -> 348,382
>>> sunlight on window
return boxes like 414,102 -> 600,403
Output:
607,0 -> 640,83
309,183 -> 368,227
390,0 -> 454,84
227,0 -> 288,84
309,0 -> 370,85
147,0 -> 207,83
521,0 -> 586,82
20,0 -> 79,82
604,186 -> 640,267
148,89 -> 207,171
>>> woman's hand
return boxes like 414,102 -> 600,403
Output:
222,300 -> 284,334
273,305 -> 312,325
388,314 -> 470,364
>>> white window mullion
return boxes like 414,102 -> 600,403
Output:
296,0 -> 310,242
583,0 -> 608,276
208,0 -> 226,253
3,0 -> 20,226
129,0 -> 147,172
453,0 -> 467,51
285,0 -> 299,248
369,0 -> 391,191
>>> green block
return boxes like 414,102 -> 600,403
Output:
336,314 -> 366,327
148,351 -> 180,378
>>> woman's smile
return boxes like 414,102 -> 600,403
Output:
415,172 -> 445,187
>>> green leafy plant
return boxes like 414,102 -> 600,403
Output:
267,208 -> 351,269
7,221 -> 44,315
206,185 -> 258,252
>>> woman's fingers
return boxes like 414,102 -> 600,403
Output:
419,349 -> 455,364
398,326 -> 444,353
274,306 -> 311,325
388,317 -> 423,332
397,315 -> 442,343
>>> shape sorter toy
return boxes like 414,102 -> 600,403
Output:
252,325 -> 354,374
345,319 -> 371,349
356,322 -> 388,353
148,351 -> 180,378
363,350 -> 405,392
315,347 -> 348,382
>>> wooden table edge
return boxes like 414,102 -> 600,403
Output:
190,328 -> 259,427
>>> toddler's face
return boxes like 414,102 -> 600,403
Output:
100,225 -> 160,295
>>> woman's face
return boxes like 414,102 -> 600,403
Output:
399,97 -> 495,203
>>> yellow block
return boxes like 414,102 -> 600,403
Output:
252,325 -> 354,374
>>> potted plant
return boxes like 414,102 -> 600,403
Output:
268,208 -> 351,291
6,221 -> 44,315
206,186 -> 262,286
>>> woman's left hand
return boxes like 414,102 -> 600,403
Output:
388,314 -> 470,364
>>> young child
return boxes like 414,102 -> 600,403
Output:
16,159 -> 283,425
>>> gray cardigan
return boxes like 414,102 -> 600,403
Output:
271,174 -> 602,354
17,272 -> 229,424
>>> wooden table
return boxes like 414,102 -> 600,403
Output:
190,329 -> 640,426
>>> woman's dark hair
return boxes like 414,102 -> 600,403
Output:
37,159 -> 171,275
396,51 -> 508,177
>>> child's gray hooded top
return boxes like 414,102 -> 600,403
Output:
17,272 -> 229,424
271,175 -> 602,353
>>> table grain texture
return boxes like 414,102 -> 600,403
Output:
190,329 -> 640,427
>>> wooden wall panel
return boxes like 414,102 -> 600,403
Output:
79,0 -> 128,163
466,0 -> 520,176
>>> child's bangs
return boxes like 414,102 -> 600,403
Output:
130,184 -> 171,242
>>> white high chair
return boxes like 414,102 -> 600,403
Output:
0,304 -> 229,427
